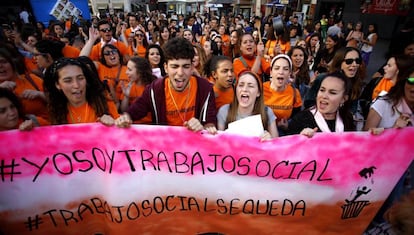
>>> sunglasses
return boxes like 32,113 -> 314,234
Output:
135,34 -> 144,37
103,50 -> 118,56
407,77 -> 414,85
344,58 -> 362,65
99,28 -> 111,33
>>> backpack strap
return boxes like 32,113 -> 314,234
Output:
238,56 -> 250,70
24,72 -> 40,91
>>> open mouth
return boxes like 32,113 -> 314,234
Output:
72,90 -> 83,99
319,101 -> 328,109
240,94 -> 250,103
226,78 -> 234,85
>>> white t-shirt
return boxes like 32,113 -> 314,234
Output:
370,98 -> 399,128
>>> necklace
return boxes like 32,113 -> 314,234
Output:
168,80 -> 191,124
68,103 -> 89,123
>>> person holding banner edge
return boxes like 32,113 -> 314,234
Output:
115,37 -> 217,134
43,57 -> 119,125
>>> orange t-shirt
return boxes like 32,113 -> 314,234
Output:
136,45 -> 146,58
62,45 -> 80,58
214,85 -> 234,110
90,41 -> 130,61
13,74 -> 49,121
221,34 -> 230,56
372,78 -> 394,100
97,64 -> 128,100
233,55 -> 270,79
119,82 -> 151,124
164,77 -> 197,126
265,39 -> 291,56
66,101 -> 120,124
263,82 -> 302,120
24,57 -> 38,73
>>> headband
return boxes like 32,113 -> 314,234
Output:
271,54 -> 292,71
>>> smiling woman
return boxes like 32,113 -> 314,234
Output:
43,58 -> 119,125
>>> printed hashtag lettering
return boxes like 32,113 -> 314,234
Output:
24,214 -> 43,231
0,159 -> 21,182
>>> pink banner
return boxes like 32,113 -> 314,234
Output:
0,124 -> 413,234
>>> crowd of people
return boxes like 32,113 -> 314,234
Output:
1,8 -> 414,233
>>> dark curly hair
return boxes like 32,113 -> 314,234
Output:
162,37 -> 195,62
128,57 -> 156,85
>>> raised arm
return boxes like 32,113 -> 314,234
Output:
80,27 -> 100,57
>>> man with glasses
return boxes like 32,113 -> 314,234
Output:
87,20 -> 129,62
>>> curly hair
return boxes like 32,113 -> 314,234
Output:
128,57 -> 156,85
43,58 -> 109,124
162,37 -> 195,62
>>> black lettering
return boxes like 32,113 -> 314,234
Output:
153,196 -> 165,214
72,150 -> 93,172
90,198 -> 105,213
221,155 -> 236,173
141,200 -> 152,217
292,200 -> 306,216
127,202 -> 140,220
297,160 -> 317,180
157,152 -> 172,172
242,199 -> 254,214
174,152 -> 189,173
237,157 -> 250,176
177,196 -> 188,211
112,206 -> 123,223
43,209 -> 58,226
187,197 -> 200,211
165,195 -> 176,211
191,152 -> 205,175
92,148 -> 106,171
141,149 -> 156,171
317,159 -> 333,181
103,201 -> 113,222
203,198 -> 215,212
60,210 -> 78,226
285,161 -> 302,179
268,200 -> 279,216
21,157 -> 49,182
52,153 -> 73,175
281,199 -> 294,215
104,149 -> 116,174
229,198 -> 240,215
78,202 -> 94,220
256,160 -> 271,177
272,161 -> 288,179
207,154 -> 220,172
118,149 -> 137,172
256,200 -> 269,215
216,199 -> 227,214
